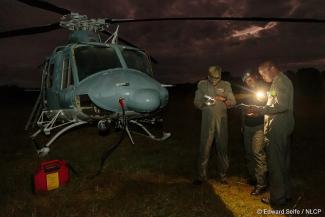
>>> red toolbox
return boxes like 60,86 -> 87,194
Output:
34,160 -> 69,192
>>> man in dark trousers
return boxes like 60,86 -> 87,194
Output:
249,61 -> 294,205
241,71 -> 268,196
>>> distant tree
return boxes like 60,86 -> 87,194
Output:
229,77 -> 243,94
296,68 -> 323,96
284,70 -> 296,88
0,85 -> 26,103
284,70 -> 296,81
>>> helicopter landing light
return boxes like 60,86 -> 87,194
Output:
116,82 -> 130,87
161,84 -> 174,87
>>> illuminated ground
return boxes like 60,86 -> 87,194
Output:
0,86 -> 324,217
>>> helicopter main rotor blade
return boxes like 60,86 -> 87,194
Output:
102,30 -> 158,64
0,22 -> 61,38
106,16 -> 325,24
17,0 -> 70,15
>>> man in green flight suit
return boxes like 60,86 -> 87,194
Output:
193,65 -> 236,185
248,61 -> 294,205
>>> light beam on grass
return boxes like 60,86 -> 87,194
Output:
208,178 -> 286,217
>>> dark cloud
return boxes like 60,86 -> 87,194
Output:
1,0 -> 325,86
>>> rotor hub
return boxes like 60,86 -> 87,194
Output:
60,12 -> 108,32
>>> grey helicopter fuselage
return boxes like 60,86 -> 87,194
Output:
44,31 -> 169,122
28,30 -> 171,157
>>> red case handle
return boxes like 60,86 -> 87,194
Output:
40,160 -> 63,170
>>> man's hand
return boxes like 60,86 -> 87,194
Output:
214,95 -> 226,102
224,100 -> 233,108
246,105 -> 262,116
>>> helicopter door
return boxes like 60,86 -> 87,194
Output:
58,55 -> 74,108
45,53 -> 64,109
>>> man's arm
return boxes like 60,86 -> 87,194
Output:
194,81 -> 205,110
263,79 -> 290,114
225,82 -> 236,108
252,79 -> 290,115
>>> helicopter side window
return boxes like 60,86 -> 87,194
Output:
47,63 -> 54,88
122,49 -> 152,75
61,57 -> 73,89
75,46 -> 121,81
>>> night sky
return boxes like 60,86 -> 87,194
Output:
1,0 -> 325,87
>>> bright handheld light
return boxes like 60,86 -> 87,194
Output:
204,95 -> 216,106
255,90 -> 266,101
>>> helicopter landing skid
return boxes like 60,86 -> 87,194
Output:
36,121 -> 88,157
128,120 -> 171,142
31,110 -> 88,157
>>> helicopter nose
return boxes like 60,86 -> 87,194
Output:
129,89 -> 160,112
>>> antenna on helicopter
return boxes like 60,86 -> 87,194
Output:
111,26 -> 119,44
105,26 -> 119,44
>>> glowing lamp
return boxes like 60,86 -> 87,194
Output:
255,90 -> 266,101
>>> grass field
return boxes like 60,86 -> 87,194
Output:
0,86 -> 324,217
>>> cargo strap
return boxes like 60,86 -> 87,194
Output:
66,162 -> 79,177
92,98 -> 126,178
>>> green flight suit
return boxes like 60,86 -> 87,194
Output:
259,72 -> 294,203
194,79 -> 236,180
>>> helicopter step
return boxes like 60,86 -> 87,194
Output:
126,119 -> 171,144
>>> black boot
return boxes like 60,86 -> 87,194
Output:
246,178 -> 257,186
250,186 -> 267,196
192,179 -> 204,185
220,176 -> 228,185
261,197 -> 287,206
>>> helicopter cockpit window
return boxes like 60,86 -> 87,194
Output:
122,49 -> 152,75
75,46 -> 121,81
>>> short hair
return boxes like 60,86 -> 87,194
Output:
258,61 -> 277,71
242,72 -> 252,82
208,65 -> 222,74
208,65 -> 222,78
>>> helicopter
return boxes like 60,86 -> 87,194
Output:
2,0 -> 325,158
26,15 -> 173,157
1,2 -> 172,157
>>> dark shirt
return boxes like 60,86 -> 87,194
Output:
243,83 -> 268,127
